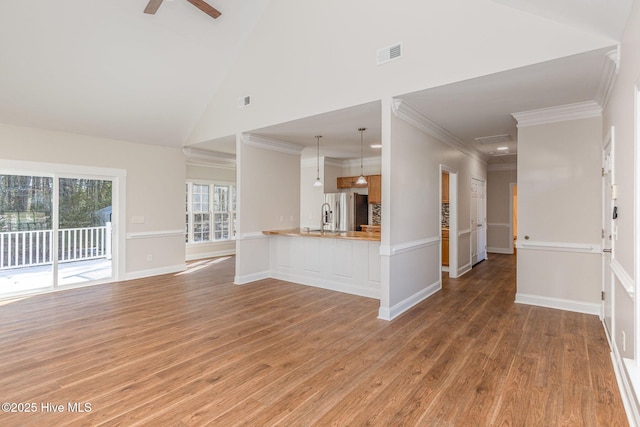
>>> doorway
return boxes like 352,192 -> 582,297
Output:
471,177 -> 487,265
602,127 -> 614,341
441,167 -> 459,277
0,172 -> 116,297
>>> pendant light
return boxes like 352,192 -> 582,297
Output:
356,128 -> 367,185
313,135 -> 323,187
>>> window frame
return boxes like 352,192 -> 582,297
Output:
185,180 -> 236,244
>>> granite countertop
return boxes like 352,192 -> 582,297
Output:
262,228 -> 381,242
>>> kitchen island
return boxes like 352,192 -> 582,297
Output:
262,228 -> 381,299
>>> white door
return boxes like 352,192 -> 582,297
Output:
602,128 -> 615,339
471,178 -> 486,265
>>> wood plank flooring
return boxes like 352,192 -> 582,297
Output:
0,254 -> 628,426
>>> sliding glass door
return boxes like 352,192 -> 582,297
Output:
0,173 -> 114,297
0,174 -> 54,294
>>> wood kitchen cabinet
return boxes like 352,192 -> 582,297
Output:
442,172 -> 450,203
442,229 -> 449,266
337,176 -> 368,189
367,174 -> 381,204
336,174 -> 382,204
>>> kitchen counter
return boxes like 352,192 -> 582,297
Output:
263,228 -> 381,242
261,228 -> 381,299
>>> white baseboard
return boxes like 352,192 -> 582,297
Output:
609,343 -> 640,427
186,249 -> 235,261
457,262 -> 472,277
487,247 -> 513,254
515,293 -> 600,315
272,271 -> 379,299
378,280 -> 441,321
124,263 -> 186,281
234,271 -> 271,285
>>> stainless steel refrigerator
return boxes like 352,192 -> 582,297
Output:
323,192 -> 369,232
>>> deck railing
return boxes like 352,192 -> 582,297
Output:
0,223 -> 111,270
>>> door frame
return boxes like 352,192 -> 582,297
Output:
0,159 -> 126,291
441,165 -> 459,278
602,126 -> 615,343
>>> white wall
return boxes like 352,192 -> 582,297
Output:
516,116 -> 602,313
602,0 -> 640,422
0,123 -> 186,279
487,166 -> 517,254
185,162 -> 236,260
378,101 -> 486,320
235,137 -> 301,284
188,0 -> 616,146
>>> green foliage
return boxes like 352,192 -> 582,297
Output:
0,175 -> 112,231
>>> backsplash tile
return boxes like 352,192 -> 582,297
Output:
442,203 -> 449,228
370,204 -> 381,225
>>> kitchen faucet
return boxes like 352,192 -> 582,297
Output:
320,202 -> 332,233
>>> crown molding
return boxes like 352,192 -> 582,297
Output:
512,100 -> 602,127
242,133 -> 304,155
183,147 -> 236,169
392,98 -> 488,164
595,48 -> 620,109
488,162 -> 517,172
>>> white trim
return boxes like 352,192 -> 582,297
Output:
242,134 -> 304,155
185,249 -> 235,261
379,236 -> 439,256
378,279 -> 441,321
234,271 -> 270,285
391,98 -> 488,164
183,147 -> 236,167
622,357 -> 640,427
596,48 -> 621,109
124,263 -> 186,281
271,271 -> 379,299
612,258 -> 636,298
512,100 -> 602,127
487,247 -> 513,254
237,232 -> 269,240
487,223 -> 510,228
458,228 -> 472,237
516,240 -> 601,254
515,293 -> 600,315
488,163 -> 517,172
126,230 -> 184,240
457,262 -> 472,277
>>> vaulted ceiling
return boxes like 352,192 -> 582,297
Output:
0,0 -> 634,159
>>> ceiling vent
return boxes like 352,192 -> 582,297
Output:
474,134 -> 512,145
237,95 -> 251,108
377,42 -> 402,65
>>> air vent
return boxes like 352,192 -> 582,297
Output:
237,95 -> 251,108
377,42 -> 402,65
474,134 -> 512,145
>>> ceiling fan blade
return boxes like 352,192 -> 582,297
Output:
144,0 -> 164,14
185,0 -> 222,19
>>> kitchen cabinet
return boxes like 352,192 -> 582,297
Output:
367,175 -> 381,204
442,172 -> 450,203
337,176 -> 368,189
336,174 -> 382,204
442,229 -> 449,266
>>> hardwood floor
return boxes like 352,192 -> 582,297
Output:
0,254 -> 628,426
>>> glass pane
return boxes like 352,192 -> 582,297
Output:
58,178 -> 113,286
0,174 -> 54,295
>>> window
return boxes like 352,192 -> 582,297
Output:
186,181 -> 235,243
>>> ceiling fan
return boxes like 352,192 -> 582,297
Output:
144,0 -> 222,19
